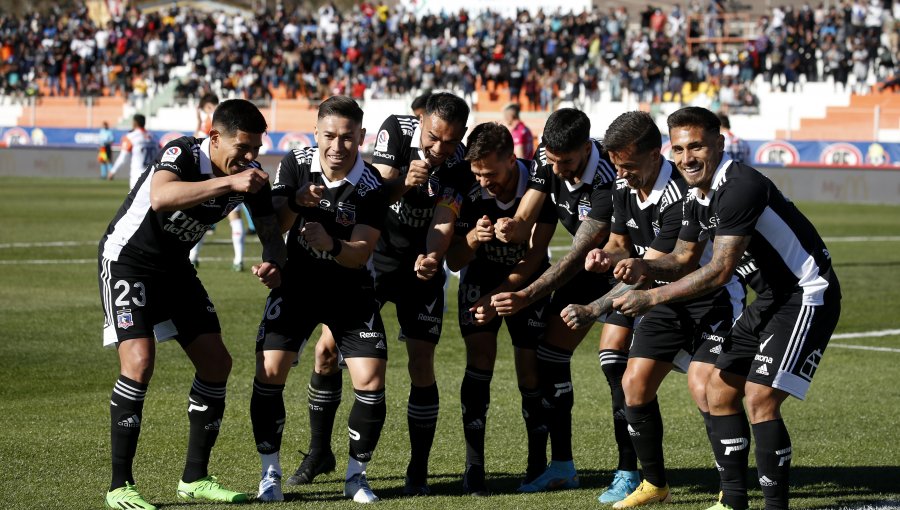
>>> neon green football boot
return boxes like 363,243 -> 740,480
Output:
105,482 -> 156,510
176,475 -> 249,503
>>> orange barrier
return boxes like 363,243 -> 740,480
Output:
17,96 -> 126,128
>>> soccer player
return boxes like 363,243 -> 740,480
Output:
502,103 -> 534,159
445,122 -> 557,496
98,99 -> 286,510
251,96 -> 389,504
612,106 -> 841,510
560,111 -> 744,507
288,92 -> 472,496
107,113 -> 157,190
490,108 -> 618,492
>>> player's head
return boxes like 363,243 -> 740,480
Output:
667,106 -> 724,191
716,112 -> 732,130
542,108 -> 592,182
502,103 -> 521,124
209,99 -> 267,175
411,92 -> 431,119
465,122 -> 517,198
420,92 -> 469,167
315,95 -> 366,174
132,114 -> 146,129
200,93 -> 220,114
604,111 -> 663,191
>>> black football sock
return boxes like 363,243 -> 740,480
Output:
460,366 -> 492,467
600,349 -> 637,471
308,371 -> 342,455
700,410 -> 724,490
624,398 -> 667,487
710,412 -> 751,510
250,378 -> 286,457
537,343 -> 574,462
753,419 -> 792,510
520,385 -> 548,476
348,388 -> 386,463
406,382 -> 439,482
182,376 -> 226,483
110,375 -> 147,491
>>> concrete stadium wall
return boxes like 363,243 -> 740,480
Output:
2,146 -> 899,205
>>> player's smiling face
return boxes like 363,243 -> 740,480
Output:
609,145 -> 661,194
544,141 -> 591,182
669,124 -> 724,192
210,129 -> 263,175
316,114 -> 364,175
471,151 -> 517,199
419,113 -> 466,167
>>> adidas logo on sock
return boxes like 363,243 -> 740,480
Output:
465,419 -> 485,430
756,364 -> 769,375
628,424 -> 640,437
759,476 -> 777,486
117,415 -> 141,428
257,441 -> 274,451
205,418 -> 222,431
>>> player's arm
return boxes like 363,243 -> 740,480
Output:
494,187 -> 547,244
108,137 -> 132,178
149,168 -> 270,212
373,163 -> 406,203
446,214 -> 492,272
585,231 -> 633,273
250,213 -> 287,289
300,222 -> 381,269
492,216 -> 610,315
493,220 -> 556,294
613,235 -> 748,316
415,200 -> 455,280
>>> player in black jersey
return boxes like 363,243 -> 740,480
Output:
560,112 -> 744,508
613,107 -> 841,510
444,122 -> 557,496
98,99 -> 286,510
250,97 -> 389,504
489,108 -> 618,492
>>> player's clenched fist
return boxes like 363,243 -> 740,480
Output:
469,295 -> 497,325
612,289 -> 653,317
490,290 -> 530,316
493,217 -> 519,243
473,215 -> 494,244
614,257 -> 649,285
405,159 -> 431,188
295,183 -> 326,207
252,261 -> 282,289
414,253 -> 440,281
299,222 -> 334,252
584,248 -> 612,273
230,168 -> 268,194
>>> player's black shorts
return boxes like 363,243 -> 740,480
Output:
716,283 -> 841,400
99,257 -> 220,348
457,263 -> 550,349
256,278 -> 388,360
629,289 -> 740,372
375,264 -> 447,344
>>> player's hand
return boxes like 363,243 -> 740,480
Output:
295,183 -> 325,207
491,290 -> 530,316
230,168 -> 269,194
494,217 -> 519,243
614,258 -> 649,285
405,159 -> 431,188
469,295 -> 497,325
252,261 -> 281,289
560,303 -> 601,330
414,253 -> 440,280
299,222 -> 334,252
585,248 -> 612,273
613,290 -> 653,317
472,215 -> 494,244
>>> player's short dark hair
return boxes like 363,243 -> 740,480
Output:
603,111 -> 661,154
542,108 -> 590,153
199,93 -> 219,108
716,112 -> 732,129
411,92 -> 431,112
667,106 -> 720,135
133,114 -> 146,128
318,95 -> 364,125
465,122 -> 513,162
504,103 -> 521,118
212,99 -> 267,135
425,92 -> 469,127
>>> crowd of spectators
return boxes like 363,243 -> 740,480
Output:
0,0 -> 898,113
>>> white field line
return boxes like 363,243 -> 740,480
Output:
549,235 -> 900,252
0,256 -> 232,265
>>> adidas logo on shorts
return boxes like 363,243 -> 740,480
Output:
375,340 -> 386,350
756,364 -> 770,376
710,344 -> 722,354
428,325 -> 440,335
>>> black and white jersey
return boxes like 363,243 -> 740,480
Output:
99,136 -> 274,269
680,159 -> 838,305
527,139 -> 617,238
272,147 -> 387,284
456,159 -> 557,272
613,158 -> 745,312
370,114 -> 474,272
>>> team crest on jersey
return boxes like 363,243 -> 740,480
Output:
160,146 -> 182,163
578,200 -> 592,220
336,202 -> 357,226
374,130 -> 390,152
117,309 -> 134,330
427,176 -> 440,197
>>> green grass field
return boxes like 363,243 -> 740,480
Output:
1,176 -> 898,510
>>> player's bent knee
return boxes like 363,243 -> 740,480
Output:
744,386 -> 786,423
621,371 -> 654,406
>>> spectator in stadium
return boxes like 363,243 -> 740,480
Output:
717,113 -> 752,164
612,106 -> 841,510
251,96 -> 389,504
98,99 -> 285,510
446,122 -> 556,496
502,103 -> 534,160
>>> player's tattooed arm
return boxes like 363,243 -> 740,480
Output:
561,280 -> 640,330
